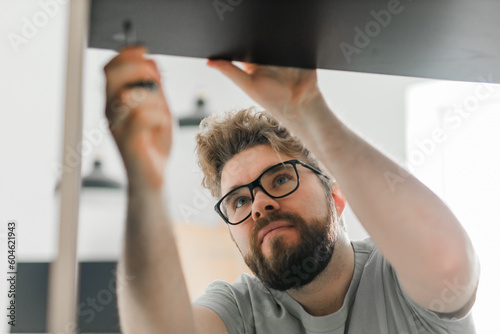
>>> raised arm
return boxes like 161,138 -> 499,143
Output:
207,60 -> 480,314
104,47 -> 226,334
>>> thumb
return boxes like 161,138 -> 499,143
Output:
207,59 -> 252,92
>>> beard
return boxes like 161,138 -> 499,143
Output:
244,203 -> 337,291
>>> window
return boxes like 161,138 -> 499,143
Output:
407,79 -> 500,332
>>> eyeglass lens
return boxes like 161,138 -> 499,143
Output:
220,163 -> 299,223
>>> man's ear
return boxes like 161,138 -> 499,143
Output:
331,182 -> 347,218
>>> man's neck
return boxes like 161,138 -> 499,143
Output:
285,232 -> 355,317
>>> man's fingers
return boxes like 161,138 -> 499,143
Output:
124,80 -> 159,91
104,44 -> 162,100
104,45 -> 169,134
106,87 -> 169,131
104,45 -> 149,72
105,60 -> 162,99
207,59 -> 252,92
240,62 -> 258,73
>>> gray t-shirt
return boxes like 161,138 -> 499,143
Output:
193,238 -> 476,334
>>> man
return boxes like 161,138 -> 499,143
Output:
104,46 -> 480,333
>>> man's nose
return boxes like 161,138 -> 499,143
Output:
250,188 -> 281,221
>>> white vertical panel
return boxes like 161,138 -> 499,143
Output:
46,0 -> 89,332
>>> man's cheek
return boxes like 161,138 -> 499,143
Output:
239,233 -> 254,256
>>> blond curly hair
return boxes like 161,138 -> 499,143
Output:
195,107 -> 332,199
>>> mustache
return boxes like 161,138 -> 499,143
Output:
251,211 -> 304,247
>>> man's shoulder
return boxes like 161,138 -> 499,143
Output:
351,237 -> 380,265
201,273 -> 278,301
351,237 -> 376,254
203,273 -> 257,290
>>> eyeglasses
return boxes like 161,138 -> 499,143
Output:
215,159 -> 328,225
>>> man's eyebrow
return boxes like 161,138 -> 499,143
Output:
223,160 -> 287,194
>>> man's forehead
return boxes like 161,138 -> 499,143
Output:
220,145 -> 295,194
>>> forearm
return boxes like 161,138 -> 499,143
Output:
117,186 -> 198,334
288,95 -> 479,309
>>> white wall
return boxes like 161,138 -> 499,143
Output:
0,1 -> 428,263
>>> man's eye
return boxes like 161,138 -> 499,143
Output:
275,175 -> 291,186
234,196 -> 250,209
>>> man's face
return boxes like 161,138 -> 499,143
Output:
220,144 -> 339,290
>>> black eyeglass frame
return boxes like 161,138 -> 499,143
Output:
214,159 -> 329,225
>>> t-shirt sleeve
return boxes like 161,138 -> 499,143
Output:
193,280 -> 246,334
387,257 -> 478,333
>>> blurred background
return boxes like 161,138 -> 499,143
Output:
0,1 -> 499,333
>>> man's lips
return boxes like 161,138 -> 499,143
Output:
258,221 -> 294,245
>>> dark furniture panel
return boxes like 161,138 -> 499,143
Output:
89,0 -> 500,83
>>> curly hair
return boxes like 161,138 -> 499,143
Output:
195,107 -> 333,199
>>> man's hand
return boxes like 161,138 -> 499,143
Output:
207,60 -> 324,124
104,46 -> 172,191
